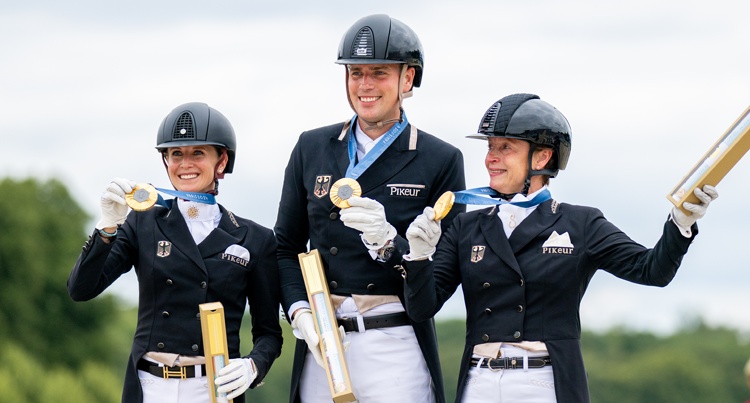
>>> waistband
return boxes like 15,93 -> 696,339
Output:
470,356 -> 552,371
137,358 -> 206,379
337,311 -> 411,333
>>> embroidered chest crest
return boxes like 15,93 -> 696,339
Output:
314,175 -> 332,198
470,245 -> 486,263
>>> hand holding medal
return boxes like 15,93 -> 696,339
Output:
402,191 -> 454,262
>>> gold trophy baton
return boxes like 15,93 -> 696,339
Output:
125,183 -> 159,211
668,105 -> 750,214
298,250 -> 356,403
199,302 -> 233,403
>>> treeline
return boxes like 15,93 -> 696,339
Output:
1,177 -> 749,402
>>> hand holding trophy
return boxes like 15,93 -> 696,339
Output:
292,177 -> 361,403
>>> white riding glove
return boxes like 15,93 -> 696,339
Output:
96,177 -> 136,229
670,184 -> 718,237
291,309 -> 323,367
405,207 -> 441,261
215,357 -> 257,400
339,196 -> 396,250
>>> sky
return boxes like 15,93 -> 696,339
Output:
3,0 -> 749,335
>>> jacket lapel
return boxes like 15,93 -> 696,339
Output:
333,121 -> 351,178
353,123 -> 418,193
196,206 -> 247,259
479,206 -> 522,275
508,199 -> 562,254
156,201 -> 207,272
331,120 -> 418,191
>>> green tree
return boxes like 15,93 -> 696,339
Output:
0,178 -> 127,402
583,322 -> 750,402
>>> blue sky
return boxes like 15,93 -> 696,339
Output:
3,0 -> 750,335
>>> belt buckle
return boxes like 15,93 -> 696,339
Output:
486,358 -> 503,372
163,365 -> 187,380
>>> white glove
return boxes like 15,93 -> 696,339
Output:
291,309 -> 323,367
96,177 -> 136,229
405,207 -> 441,261
339,196 -> 396,250
671,184 -> 718,237
215,357 -> 257,400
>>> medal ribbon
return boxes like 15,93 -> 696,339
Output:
152,187 -> 217,208
454,187 -> 551,207
344,113 -> 409,179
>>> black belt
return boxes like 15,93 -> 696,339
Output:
337,312 -> 411,333
137,359 -> 206,379
470,356 -> 552,370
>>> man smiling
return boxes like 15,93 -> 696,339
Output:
274,13 -> 465,403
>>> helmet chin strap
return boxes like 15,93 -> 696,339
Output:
521,143 -> 537,197
208,149 -> 229,196
345,64 -> 411,132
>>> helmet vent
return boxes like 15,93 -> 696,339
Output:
173,112 -> 195,140
351,27 -> 374,58
479,102 -> 501,134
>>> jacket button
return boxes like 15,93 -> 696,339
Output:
330,247 -> 338,256
162,311 -> 170,318
157,342 -> 165,349
196,313 -> 201,320
484,308 -> 492,314
166,279 -> 173,285
329,212 -> 338,220
192,344 -> 199,352
482,334 -> 489,342
329,281 -> 338,289
519,279 -> 525,287
200,281 -> 207,289
482,282 -> 490,289
517,305 -> 524,313
513,331 -> 521,339
367,283 -> 376,292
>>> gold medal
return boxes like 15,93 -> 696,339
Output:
125,183 -> 158,212
329,178 -> 362,209
433,191 -> 455,221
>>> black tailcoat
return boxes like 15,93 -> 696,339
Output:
274,121 -> 466,403
404,200 -> 698,402
68,202 -> 283,403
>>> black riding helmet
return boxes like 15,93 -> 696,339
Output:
155,102 -> 237,174
468,93 -> 571,178
336,13 -> 425,88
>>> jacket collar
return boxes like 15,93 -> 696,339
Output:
157,202 -> 247,272
478,199 -> 562,274
332,120 -> 419,194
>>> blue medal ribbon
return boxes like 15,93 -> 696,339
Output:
345,113 -> 409,179
454,187 -> 551,207
151,187 -> 217,208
